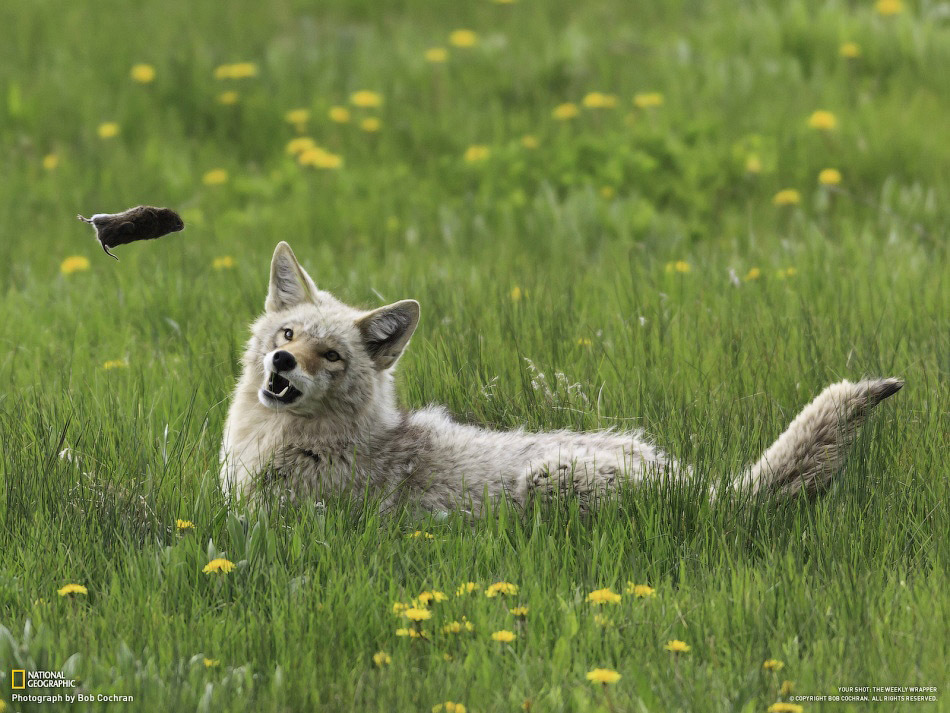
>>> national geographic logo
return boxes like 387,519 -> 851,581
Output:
10,670 -> 77,689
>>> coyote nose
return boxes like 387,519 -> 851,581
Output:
272,350 -> 296,372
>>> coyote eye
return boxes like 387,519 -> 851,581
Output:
283,328 -> 294,341
324,350 -> 340,362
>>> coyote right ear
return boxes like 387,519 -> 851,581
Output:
265,242 -> 318,312
356,300 -> 420,370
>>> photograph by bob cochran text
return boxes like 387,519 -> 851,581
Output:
0,0 -> 946,711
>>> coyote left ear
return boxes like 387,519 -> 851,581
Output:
266,241 -> 318,312
356,300 -> 420,370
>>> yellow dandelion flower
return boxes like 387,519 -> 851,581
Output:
485,581 -> 518,597
285,108 -> 310,125
767,704 -> 803,713
443,652 -> 453,661
202,169 -> 229,186
744,267 -> 762,281
130,64 -> 156,83
665,260 -> 691,274
97,122 -> 119,139
552,102 -> 579,120
350,90 -> 383,108
491,629 -> 516,642
587,588 -> 621,604
633,92 -> 664,108
360,117 -> 382,132
818,168 -> 842,185
373,651 -> 392,666
521,134 -> 539,149
392,601 -> 409,614
57,583 -> 88,597
599,186 -> 616,199
745,154 -> 762,173
780,680 -> 795,696
176,519 -> 194,531
328,106 -> 351,123
298,148 -> 343,169
214,62 -> 258,80
403,608 -> 432,622
102,359 -> 128,370
42,153 -> 59,171
593,614 -> 612,628
417,590 -> 446,604
510,606 -> 529,617
215,89 -> 241,106
212,256 -> 235,270
576,337 -> 592,347
408,530 -> 435,539
586,668 -> 621,685
217,90 -> 240,105
433,703 -> 466,713
456,582 -> 479,596
462,618 -> 474,632
582,92 -> 618,109
463,145 -> 490,162
286,137 -> 317,156
772,189 -> 801,206
449,29 -> 478,47
807,110 -> 837,130
442,621 -> 463,634
626,583 -> 656,598
395,627 -> 425,638
202,558 -> 235,574
203,658 -> 219,668
60,256 -> 90,275
425,47 -> 449,63
763,659 -> 785,671
840,41 -> 861,58
233,62 -> 259,78
509,286 -> 523,301
664,639 -> 690,653
875,0 -> 903,15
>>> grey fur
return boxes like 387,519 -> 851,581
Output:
219,242 -> 903,511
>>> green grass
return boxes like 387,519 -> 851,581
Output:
0,0 -> 947,710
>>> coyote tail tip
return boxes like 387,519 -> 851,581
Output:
736,377 -> 903,498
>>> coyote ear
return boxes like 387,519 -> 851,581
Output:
265,242 -> 318,312
356,300 -> 420,370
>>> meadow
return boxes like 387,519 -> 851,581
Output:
0,0 -> 948,710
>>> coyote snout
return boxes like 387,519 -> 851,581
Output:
271,350 -> 296,372
258,349 -> 306,408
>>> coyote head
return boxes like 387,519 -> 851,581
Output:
244,242 -> 419,418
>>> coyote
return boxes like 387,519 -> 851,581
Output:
219,242 -> 903,510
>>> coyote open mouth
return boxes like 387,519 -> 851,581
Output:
261,371 -> 303,404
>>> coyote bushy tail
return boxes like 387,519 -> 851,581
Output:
733,377 -> 903,497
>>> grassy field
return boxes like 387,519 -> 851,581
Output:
0,0 -> 947,710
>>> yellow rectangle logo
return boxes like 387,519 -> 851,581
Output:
11,669 -> 25,689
